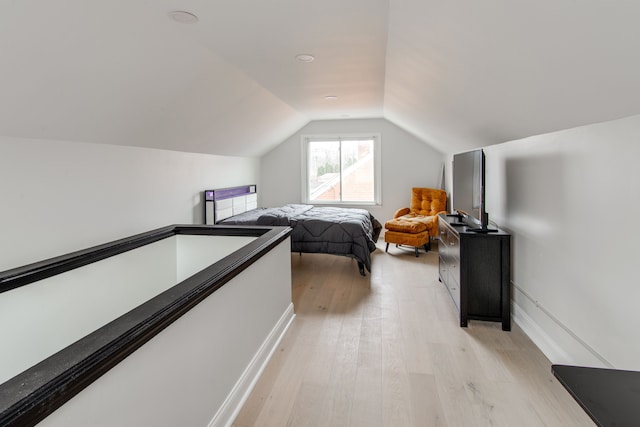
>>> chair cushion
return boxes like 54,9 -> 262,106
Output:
410,188 -> 447,217
384,230 -> 430,247
384,214 -> 435,233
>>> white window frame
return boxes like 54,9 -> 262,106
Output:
301,133 -> 382,206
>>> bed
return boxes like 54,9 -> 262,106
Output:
204,185 -> 382,276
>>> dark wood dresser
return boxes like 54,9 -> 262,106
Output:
438,213 -> 511,331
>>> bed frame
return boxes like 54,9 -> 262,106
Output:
204,185 -> 257,225
203,185 -> 380,276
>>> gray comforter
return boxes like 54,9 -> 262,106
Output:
219,204 -> 381,275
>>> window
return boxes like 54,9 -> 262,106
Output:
301,133 -> 381,205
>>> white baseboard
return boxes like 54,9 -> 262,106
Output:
208,303 -> 296,427
512,285 -> 610,368
512,298 -> 573,365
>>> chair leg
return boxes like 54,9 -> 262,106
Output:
385,242 -> 389,252
415,247 -> 419,257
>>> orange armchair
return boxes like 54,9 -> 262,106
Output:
384,187 -> 447,256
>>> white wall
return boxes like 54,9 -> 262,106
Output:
0,237 -> 176,385
477,114 -> 640,370
0,234 -> 261,385
37,238 -> 294,427
176,235 -> 257,282
0,136 -> 260,271
260,118 -> 446,222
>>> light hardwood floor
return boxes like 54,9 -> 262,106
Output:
232,241 -> 594,426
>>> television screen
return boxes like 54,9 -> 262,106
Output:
453,149 -> 490,229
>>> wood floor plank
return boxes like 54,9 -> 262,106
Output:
286,382 -> 327,427
429,343 -> 483,427
322,315 -> 361,426
380,333 -> 412,426
408,373 -> 447,426
351,367 -> 383,427
232,243 -> 594,427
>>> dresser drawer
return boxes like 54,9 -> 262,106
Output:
439,224 -> 459,247
439,225 -> 459,278
448,276 -> 461,311
449,252 -> 460,284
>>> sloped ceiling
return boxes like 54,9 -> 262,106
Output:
1,0 -> 640,157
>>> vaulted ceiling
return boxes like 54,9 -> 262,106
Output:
2,0 -> 640,157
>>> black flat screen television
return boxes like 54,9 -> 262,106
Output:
452,149 -> 495,232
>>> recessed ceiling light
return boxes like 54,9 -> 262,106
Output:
295,54 -> 315,63
324,95 -> 338,100
168,10 -> 199,24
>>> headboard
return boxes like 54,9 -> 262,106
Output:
204,185 -> 257,225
